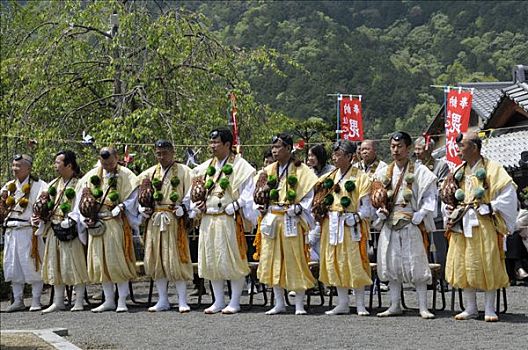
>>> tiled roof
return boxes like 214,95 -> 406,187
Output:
481,129 -> 528,171
459,82 -> 513,123
502,82 -> 528,113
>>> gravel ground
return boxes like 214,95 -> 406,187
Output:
1,282 -> 527,350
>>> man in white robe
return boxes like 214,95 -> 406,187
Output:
2,154 -> 47,312
374,132 -> 437,319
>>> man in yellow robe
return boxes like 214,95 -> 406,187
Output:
318,140 -> 373,315
256,133 -> 318,315
138,140 -> 193,312
190,128 -> 256,314
38,150 -> 89,313
75,147 -> 139,313
444,131 -> 517,322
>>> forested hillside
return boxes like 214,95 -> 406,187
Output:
1,1 -> 526,180
186,1 -> 528,137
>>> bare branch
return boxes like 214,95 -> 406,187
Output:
23,88 -> 53,119
20,21 -> 59,46
69,24 -> 113,40
63,91 -> 134,118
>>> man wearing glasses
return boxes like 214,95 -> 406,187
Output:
374,132 -> 437,319
2,154 -> 47,312
256,133 -> 318,315
443,131 -> 517,322
190,128 -> 256,314
74,147 -> 140,313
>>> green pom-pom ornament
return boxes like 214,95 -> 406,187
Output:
403,189 -> 413,202
474,186 -> 485,199
344,180 -> 356,192
269,189 -> 279,201
455,189 -> 465,202
152,178 -> 162,190
405,174 -> 415,184
60,202 -> 71,214
64,188 -> 76,200
340,196 -> 351,208
205,179 -> 214,189
222,164 -> 233,175
381,176 -> 390,186
267,175 -> 278,188
169,192 -> 179,203
323,194 -> 334,206
286,189 -> 297,202
219,178 -> 230,190
153,191 -> 163,201
206,166 -> 216,177
108,190 -> 120,202
287,175 -> 298,187
90,175 -> 101,187
170,176 -> 180,188
91,187 -> 103,199
48,186 -> 57,197
475,168 -> 486,180
323,178 -> 334,189
454,171 -> 464,182
46,201 -> 54,210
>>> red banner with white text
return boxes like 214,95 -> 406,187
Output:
445,89 -> 473,169
339,96 -> 364,141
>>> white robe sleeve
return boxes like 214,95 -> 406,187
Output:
358,194 -> 372,220
299,189 -> 315,229
122,188 -> 140,235
418,182 -> 437,216
491,183 -> 518,234
239,175 -> 257,226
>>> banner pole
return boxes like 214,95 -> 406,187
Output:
336,94 -> 341,142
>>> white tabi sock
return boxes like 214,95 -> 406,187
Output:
484,290 -> 498,322
354,287 -> 369,316
71,284 -> 85,311
222,278 -> 244,314
116,282 -> 129,312
455,288 -> 478,320
149,278 -> 170,312
204,280 -> 225,314
6,283 -> 26,312
265,286 -> 286,315
12,282 -> 24,303
416,282 -> 434,319
377,280 -> 402,317
294,290 -> 307,315
42,285 -> 66,314
92,282 -> 116,313
30,281 -> 44,311
326,287 -> 350,315
175,280 -> 190,313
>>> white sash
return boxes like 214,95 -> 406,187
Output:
328,211 -> 345,245
462,208 -> 479,238
153,212 -> 171,232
